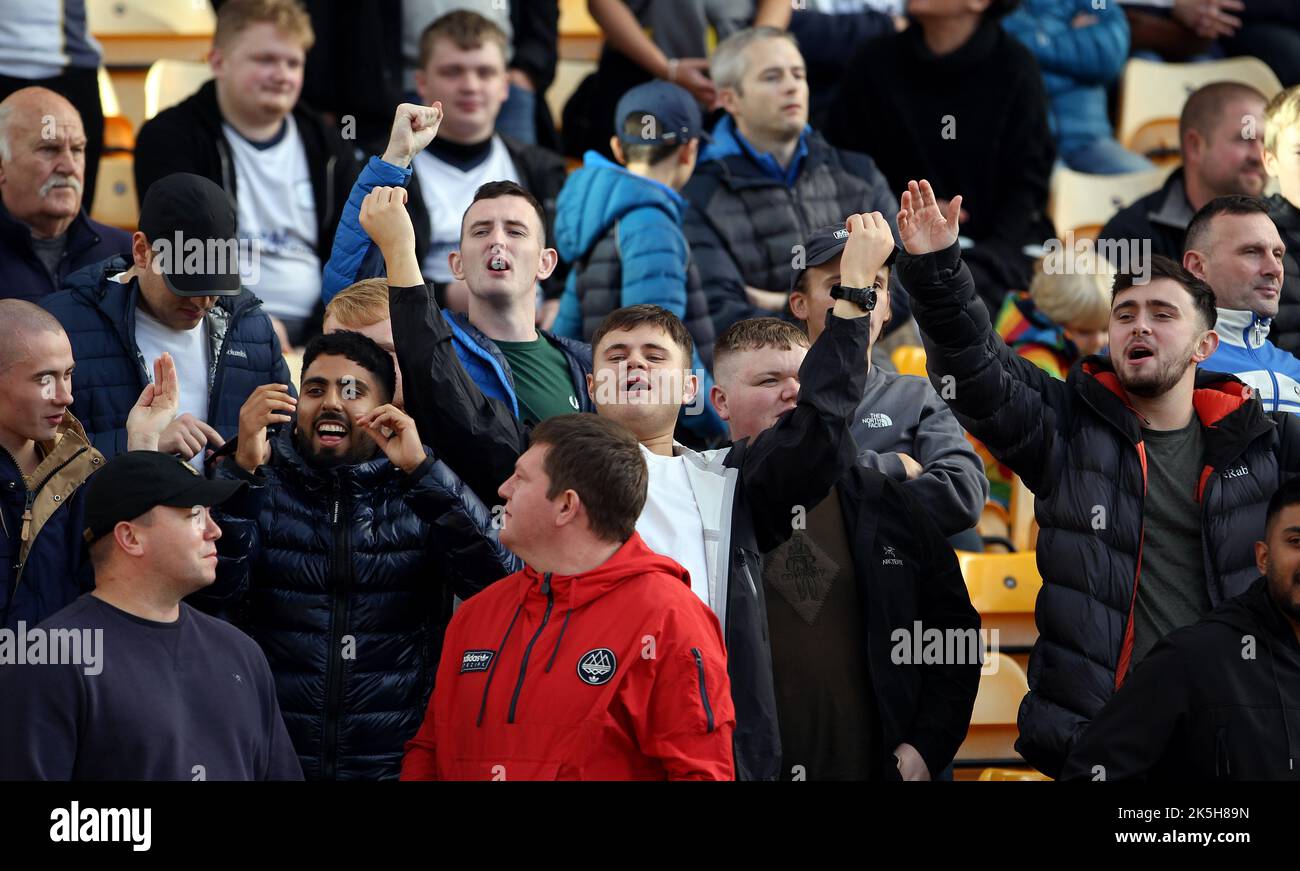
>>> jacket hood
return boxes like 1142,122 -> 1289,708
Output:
518,531 -> 691,611
554,151 -> 684,262
995,291 -> 1075,357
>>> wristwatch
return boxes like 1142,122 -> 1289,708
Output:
830,284 -> 877,312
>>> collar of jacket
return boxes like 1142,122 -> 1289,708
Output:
5,412 -> 103,576
259,423 -> 418,491
443,309 -> 590,410
1216,306 -> 1273,350
1267,192 -> 1300,232
0,197 -> 103,261
1148,168 -> 1194,231
1209,575 -> 1300,652
515,531 -> 691,612
701,114 -> 811,188
1076,354 -> 1274,453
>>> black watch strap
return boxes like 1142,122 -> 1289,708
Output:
830,284 -> 877,312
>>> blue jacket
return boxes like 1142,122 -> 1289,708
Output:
41,257 -> 294,456
1203,307 -> 1300,415
1002,0 -> 1130,155
553,151 -> 724,439
0,202 -> 132,303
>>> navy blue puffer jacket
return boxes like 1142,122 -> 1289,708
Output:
201,428 -> 520,781
41,257 -> 293,457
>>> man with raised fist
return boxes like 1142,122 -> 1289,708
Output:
897,176 -> 1300,778
199,329 -> 517,780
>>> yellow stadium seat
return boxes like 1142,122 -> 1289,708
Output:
91,155 -> 138,231
956,653 -> 1029,766
957,550 -> 1041,652
979,767 -> 1051,781
891,345 -> 927,378
1048,164 -> 1175,241
87,0 -> 216,36
1116,56 -> 1283,158
144,59 -> 212,120
283,350 -> 304,392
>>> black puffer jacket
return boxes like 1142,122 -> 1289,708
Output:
1061,576 -> 1300,781
901,241 -> 1300,778
1266,193 -> 1300,356
681,119 -> 901,335
201,427 -> 520,781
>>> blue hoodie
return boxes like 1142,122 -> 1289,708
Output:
553,151 -> 724,439
1202,307 -> 1300,415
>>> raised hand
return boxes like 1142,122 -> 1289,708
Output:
840,211 -> 896,288
354,404 -> 426,474
360,186 -> 416,257
898,180 -> 961,256
126,353 -> 180,451
235,384 -> 296,473
381,102 -> 444,168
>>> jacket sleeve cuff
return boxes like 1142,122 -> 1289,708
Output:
368,154 -> 414,186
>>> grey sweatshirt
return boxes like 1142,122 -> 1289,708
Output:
850,364 -> 988,537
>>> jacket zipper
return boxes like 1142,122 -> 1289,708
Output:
691,648 -> 716,733
506,573 -> 554,724
321,477 -> 352,779
207,301 -> 252,424
3,445 -> 87,620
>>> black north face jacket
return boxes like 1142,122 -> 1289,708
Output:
901,241 -> 1300,778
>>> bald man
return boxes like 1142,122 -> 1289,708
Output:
1098,81 -> 1268,264
0,87 -> 131,303
0,299 -> 176,629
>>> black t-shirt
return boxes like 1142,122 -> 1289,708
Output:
0,595 -> 302,780
763,486 -> 880,780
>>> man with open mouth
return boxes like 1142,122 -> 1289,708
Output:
198,329 -> 518,780
897,177 -> 1300,779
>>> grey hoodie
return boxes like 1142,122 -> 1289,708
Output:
850,364 -> 988,537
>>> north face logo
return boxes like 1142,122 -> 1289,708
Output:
460,649 -> 495,673
577,648 -> 616,685
861,413 -> 893,429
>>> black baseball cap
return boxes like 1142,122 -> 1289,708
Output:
83,451 -> 246,543
614,81 -> 711,145
138,173 -> 242,297
789,222 -> 900,292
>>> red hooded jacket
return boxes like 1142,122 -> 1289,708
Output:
401,533 -> 735,780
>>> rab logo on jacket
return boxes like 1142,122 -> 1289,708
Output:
460,649 -> 495,673
577,648 -> 617,686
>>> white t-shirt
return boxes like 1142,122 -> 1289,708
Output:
133,304 -> 210,469
412,137 -> 520,283
224,117 -> 321,320
636,445 -> 712,609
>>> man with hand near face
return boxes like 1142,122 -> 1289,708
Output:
201,330 -> 517,780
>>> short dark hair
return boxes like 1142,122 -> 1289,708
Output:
1184,195 -> 1272,253
1112,254 -> 1217,331
1265,476 -> 1300,535
460,180 -> 548,246
1179,81 -> 1266,149
618,112 -> 680,166
591,304 -> 695,361
528,414 -> 647,543
301,330 -> 397,403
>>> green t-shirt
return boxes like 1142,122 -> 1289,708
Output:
495,335 -> 580,426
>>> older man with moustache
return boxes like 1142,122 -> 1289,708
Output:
0,87 -> 131,302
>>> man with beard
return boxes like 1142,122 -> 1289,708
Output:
200,330 -> 519,780
1062,476 -> 1300,781
897,177 -> 1300,778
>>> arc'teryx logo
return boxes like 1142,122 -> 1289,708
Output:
577,648 -> 616,685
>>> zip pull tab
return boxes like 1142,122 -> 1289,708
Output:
540,572 -> 552,597
20,491 -> 34,542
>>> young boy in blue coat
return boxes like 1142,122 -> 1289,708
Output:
553,81 -> 724,442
